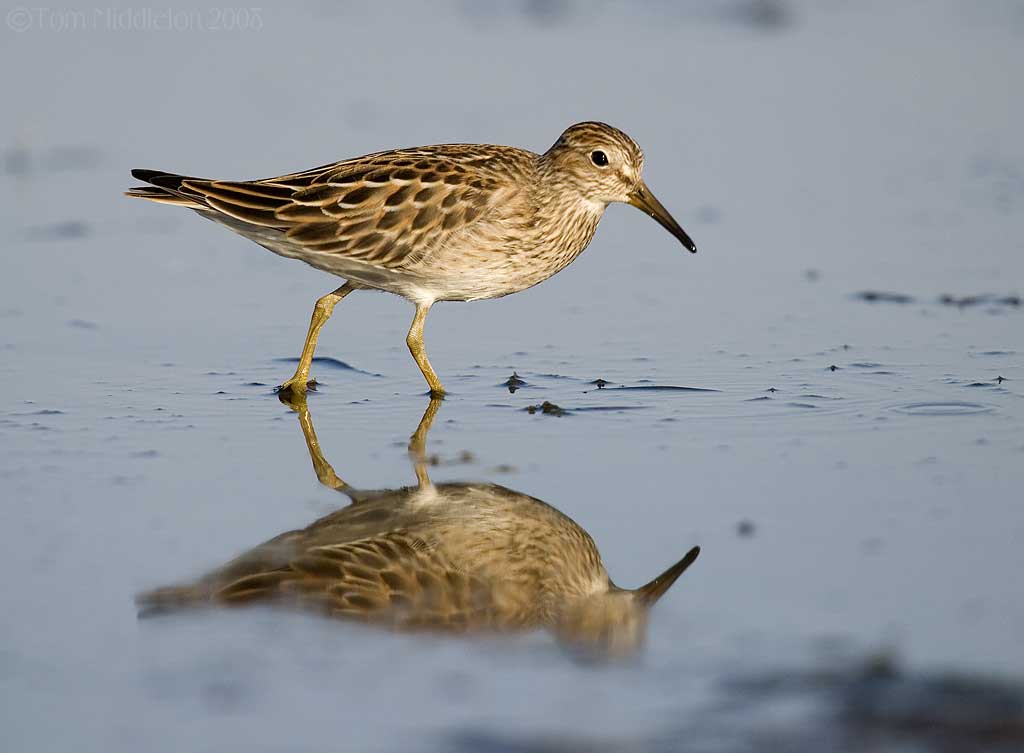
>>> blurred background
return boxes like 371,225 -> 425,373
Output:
1,1 -> 1022,751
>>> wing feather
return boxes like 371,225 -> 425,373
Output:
197,531 -> 496,628
127,146 -> 519,270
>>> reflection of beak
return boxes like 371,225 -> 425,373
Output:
635,546 -> 701,606
627,181 -> 697,253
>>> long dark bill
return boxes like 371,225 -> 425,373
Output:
635,546 -> 701,606
628,181 -> 697,253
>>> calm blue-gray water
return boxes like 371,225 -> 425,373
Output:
2,2 -> 1023,751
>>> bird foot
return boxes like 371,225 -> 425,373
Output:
276,377 -> 318,409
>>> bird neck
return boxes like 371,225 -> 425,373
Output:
529,156 -> 606,271
553,589 -> 648,658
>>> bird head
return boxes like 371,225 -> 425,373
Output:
553,545 -> 701,661
544,121 -> 696,253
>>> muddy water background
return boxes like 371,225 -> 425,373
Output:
2,2 -> 1023,751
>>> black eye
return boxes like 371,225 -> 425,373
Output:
590,150 -> 608,167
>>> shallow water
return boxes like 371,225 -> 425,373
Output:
2,1 -> 1023,751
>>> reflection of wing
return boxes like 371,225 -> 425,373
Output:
126,145 -> 516,270
137,486 -> 514,629
138,529 -> 499,631
136,482 -> 586,630
223,531 -> 500,630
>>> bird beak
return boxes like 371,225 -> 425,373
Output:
635,546 -> 701,606
627,181 -> 697,253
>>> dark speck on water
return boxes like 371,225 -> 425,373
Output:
26,220 -> 91,241
525,401 -> 566,416
854,291 -> 915,304
854,291 -> 1022,309
502,372 -> 527,393
940,293 -> 1022,308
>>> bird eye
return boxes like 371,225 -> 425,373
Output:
590,150 -> 609,167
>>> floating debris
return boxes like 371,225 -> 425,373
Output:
853,291 -> 1020,309
525,401 -> 566,416
940,293 -> 1021,308
853,291 -> 915,304
503,372 -> 527,393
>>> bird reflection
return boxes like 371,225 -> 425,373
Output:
137,398 -> 700,658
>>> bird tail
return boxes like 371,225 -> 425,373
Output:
124,168 -> 207,208
135,582 -> 209,618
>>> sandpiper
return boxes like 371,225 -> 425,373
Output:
137,399 -> 701,658
127,122 -> 696,398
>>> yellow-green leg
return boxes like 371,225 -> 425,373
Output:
277,283 -> 354,401
296,402 -> 349,492
409,397 -> 443,489
406,303 -> 446,398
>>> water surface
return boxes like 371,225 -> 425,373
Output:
2,2 -> 1023,751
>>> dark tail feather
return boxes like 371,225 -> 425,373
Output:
126,168 -> 207,207
131,168 -> 194,189
135,583 -> 206,618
